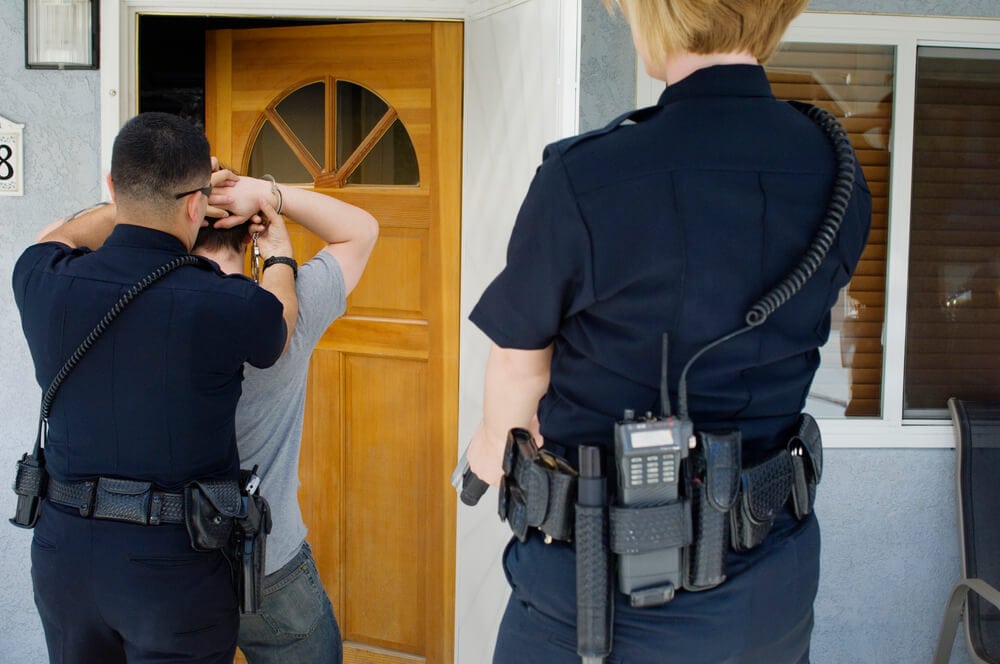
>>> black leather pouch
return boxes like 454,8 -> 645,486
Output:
729,452 -> 794,552
789,414 -> 823,520
541,467 -> 577,542
184,480 -> 244,551
683,430 -> 740,591
92,478 -> 152,524
10,452 -> 47,528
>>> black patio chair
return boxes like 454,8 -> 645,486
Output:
933,398 -> 1000,664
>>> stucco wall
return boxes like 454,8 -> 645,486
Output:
811,0 -> 1000,17
0,3 -> 102,662
579,0 -> 634,133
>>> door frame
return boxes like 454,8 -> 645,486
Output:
97,1 -> 579,169
99,0 -> 464,170
98,1 -> 581,661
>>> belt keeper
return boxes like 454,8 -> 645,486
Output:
149,493 -> 163,525
78,480 -> 96,517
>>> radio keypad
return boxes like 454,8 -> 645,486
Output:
627,454 -> 676,487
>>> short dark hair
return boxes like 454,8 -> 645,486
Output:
110,112 -> 211,205
193,220 -> 248,255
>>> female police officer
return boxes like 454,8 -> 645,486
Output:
466,1 -> 872,662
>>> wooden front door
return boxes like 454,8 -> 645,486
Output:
205,22 -> 462,664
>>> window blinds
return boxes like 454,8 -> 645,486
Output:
767,43 -> 893,417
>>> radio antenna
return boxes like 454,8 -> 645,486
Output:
660,333 -> 672,418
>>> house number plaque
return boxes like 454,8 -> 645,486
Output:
0,114 -> 25,197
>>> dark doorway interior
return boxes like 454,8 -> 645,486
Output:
138,15 -> 346,130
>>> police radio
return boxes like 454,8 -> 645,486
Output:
613,335 -> 695,606
615,412 -> 690,506
614,410 -> 693,604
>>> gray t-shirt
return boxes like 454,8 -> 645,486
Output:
237,250 -> 346,574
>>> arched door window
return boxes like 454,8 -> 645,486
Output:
247,78 -> 419,187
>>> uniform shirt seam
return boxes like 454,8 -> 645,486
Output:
551,148 -> 600,310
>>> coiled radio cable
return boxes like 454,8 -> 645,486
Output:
40,254 -> 202,420
676,104 -> 857,420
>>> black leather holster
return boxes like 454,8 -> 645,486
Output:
234,491 -> 271,614
498,428 -> 577,543
184,479 -> 244,551
184,476 -> 270,614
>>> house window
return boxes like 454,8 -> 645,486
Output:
635,14 -> 1000,446
904,47 -> 1000,419
246,78 -> 419,187
766,44 -> 894,420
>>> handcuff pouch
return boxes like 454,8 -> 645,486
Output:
729,451 -> 794,552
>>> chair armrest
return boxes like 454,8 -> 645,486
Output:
932,578 -> 1000,664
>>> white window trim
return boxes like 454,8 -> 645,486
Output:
636,13 -> 1000,448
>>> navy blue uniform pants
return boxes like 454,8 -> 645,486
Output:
494,508 -> 820,664
31,502 -> 239,664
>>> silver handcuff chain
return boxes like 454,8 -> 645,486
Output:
250,232 -> 262,284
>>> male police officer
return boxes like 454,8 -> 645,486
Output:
12,112 -> 296,663
192,171 -> 378,663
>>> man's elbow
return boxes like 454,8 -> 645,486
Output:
360,212 -> 379,256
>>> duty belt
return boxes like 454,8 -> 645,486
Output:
46,477 -> 186,525
497,413 -> 823,559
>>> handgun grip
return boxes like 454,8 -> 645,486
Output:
460,469 -> 489,506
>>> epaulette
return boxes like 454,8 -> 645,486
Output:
553,104 -> 663,154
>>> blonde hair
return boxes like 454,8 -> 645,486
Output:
603,0 -> 809,65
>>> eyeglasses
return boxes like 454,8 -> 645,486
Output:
173,184 -> 212,200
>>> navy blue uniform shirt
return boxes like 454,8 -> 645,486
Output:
470,65 -> 872,458
13,224 -> 286,490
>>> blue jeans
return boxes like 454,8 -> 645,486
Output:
238,542 -> 342,664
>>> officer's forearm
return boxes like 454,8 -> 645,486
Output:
479,343 -> 552,466
276,184 -> 379,295
259,266 -> 298,354
37,202 -> 116,247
